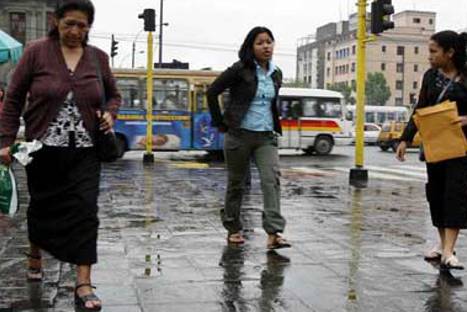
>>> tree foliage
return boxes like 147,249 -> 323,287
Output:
365,72 -> 391,106
328,83 -> 355,105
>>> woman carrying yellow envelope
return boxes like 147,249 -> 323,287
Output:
397,30 -> 467,270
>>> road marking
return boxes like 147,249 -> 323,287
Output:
394,165 -> 427,172
365,166 -> 427,179
288,167 -> 335,176
171,162 -> 209,169
332,166 -> 425,182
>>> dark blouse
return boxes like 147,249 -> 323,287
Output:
0,37 -> 121,149
401,68 -> 467,142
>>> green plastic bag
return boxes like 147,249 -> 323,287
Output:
0,164 -> 18,216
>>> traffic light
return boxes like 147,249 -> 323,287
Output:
138,9 -> 156,32
371,0 -> 395,34
110,34 -> 119,57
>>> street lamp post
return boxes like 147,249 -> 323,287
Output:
159,0 -> 164,66
132,29 -> 144,69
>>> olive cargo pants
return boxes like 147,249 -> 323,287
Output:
222,129 -> 286,235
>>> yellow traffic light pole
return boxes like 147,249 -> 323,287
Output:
349,0 -> 369,187
143,31 -> 155,163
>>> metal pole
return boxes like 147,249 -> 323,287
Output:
143,31 -> 155,163
159,0 -> 164,66
131,41 -> 135,69
349,0 -> 368,187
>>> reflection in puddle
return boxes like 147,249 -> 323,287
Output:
424,270 -> 464,312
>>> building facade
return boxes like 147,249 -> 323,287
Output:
297,11 -> 436,107
0,0 -> 56,83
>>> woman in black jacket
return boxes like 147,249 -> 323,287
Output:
207,26 -> 290,249
396,31 -> 467,270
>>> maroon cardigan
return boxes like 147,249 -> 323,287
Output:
0,37 -> 121,148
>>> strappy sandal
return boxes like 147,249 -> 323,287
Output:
267,234 -> 291,250
227,232 -> 245,244
75,283 -> 102,311
25,252 -> 43,282
424,245 -> 456,261
441,255 -> 465,270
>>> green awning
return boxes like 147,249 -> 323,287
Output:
0,30 -> 23,64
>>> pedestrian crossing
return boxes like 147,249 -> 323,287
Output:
289,164 -> 427,182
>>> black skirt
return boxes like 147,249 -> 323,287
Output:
26,146 -> 100,265
426,156 -> 467,228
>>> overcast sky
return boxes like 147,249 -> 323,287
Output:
89,0 -> 467,79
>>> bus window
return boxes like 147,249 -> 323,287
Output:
365,112 -> 375,123
346,110 -> 353,121
151,79 -> 189,111
398,111 -> 409,121
377,112 -> 386,124
302,98 -> 318,117
280,99 -> 302,118
318,99 -> 342,118
387,111 -> 396,121
116,78 -> 142,109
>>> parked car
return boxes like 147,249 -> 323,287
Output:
377,121 -> 421,152
351,123 -> 382,145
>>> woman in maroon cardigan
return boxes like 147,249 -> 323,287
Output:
0,0 -> 120,310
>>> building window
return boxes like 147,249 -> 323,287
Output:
429,18 -> 434,25
395,98 -> 404,106
413,18 -> 421,24
413,81 -> 418,89
10,12 -> 26,44
381,63 -> 386,71
396,80 -> 403,90
345,64 -> 349,73
414,46 -> 419,54
382,45 -> 387,53
335,67 -> 338,75
46,12 -> 55,32
414,64 -> 419,72
327,67 -> 330,77
396,63 -> 404,73
327,52 -> 331,61
397,46 -> 405,56
351,62 -> 355,72
351,80 -> 356,90
352,45 -> 356,55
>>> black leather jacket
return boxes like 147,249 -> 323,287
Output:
401,68 -> 467,142
207,61 -> 283,134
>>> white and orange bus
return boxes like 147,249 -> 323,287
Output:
278,88 -> 352,155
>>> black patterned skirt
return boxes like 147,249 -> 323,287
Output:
25,146 -> 100,265
426,156 -> 467,228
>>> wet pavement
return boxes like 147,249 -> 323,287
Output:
1,147 -> 467,311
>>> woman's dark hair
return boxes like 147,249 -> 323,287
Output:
431,30 -> 467,74
48,0 -> 95,44
238,26 -> 275,69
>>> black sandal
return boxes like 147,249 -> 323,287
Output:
24,252 -> 43,282
74,283 -> 102,311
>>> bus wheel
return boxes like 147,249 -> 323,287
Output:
116,135 -> 127,158
379,145 -> 389,152
314,136 -> 333,155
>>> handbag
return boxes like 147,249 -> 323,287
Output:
91,48 -> 120,162
417,78 -> 455,162
414,100 -> 467,163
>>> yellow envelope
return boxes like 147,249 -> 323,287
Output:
413,100 -> 467,163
